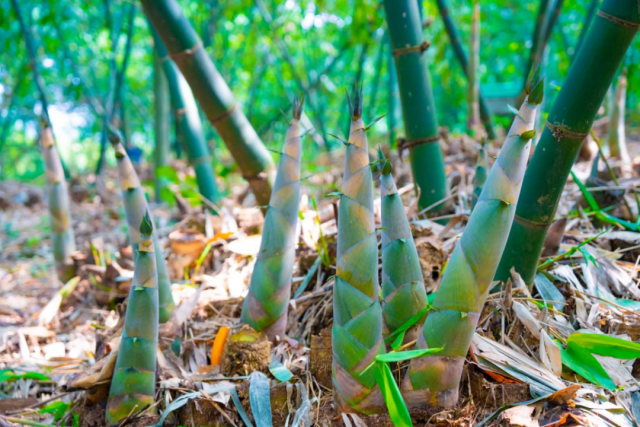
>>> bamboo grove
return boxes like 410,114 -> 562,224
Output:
20,0 -> 640,424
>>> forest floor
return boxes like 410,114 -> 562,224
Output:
1,128 -> 640,426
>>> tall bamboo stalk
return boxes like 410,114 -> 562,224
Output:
41,122 -> 76,282
435,0 -> 495,139
404,69 -> 543,409
241,99 -> 303,341
106,213 -> 158,425
608,73 -> 630,171
332,89 -> 385,414
152,30 -> 220,206
472,142 -> 489,210
495,0 -> 640,286
467,0 -> 480,132
153,50 -> 170,203
378,149 -> 428,341
109,129 -> 175,323
141,0 -> 275,206
383,0 -> 448,212
575,0 -> 599,56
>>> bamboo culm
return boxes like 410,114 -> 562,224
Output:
152,29 -> 220,207
404,69 -> 543,409
141,0 -> 275,206
495,0 -> 640,286
41,123 -> 76,282
241,98 -> 304,341
106,213 -> 158,425
109,129 -> 175,323
383,0 -> 448,212
435,0 -> 496,139
332,89 -> 385,414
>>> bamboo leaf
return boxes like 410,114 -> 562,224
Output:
558,341 -> 615,390
384,305 -> 431,345
568,333 -> 640,360
374,363 -> 413,427
374,347 -> 443,364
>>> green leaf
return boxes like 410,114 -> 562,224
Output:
384,305 -> 431,345
156,166 -> 179,183
374,363 -> 413,427
568,333 -> 640,359
39,401 -> 71,421
559,341 -> 615,390
374,347 -> 443,364
520,130 -> 536,141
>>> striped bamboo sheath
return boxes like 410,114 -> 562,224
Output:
241,99 -> 303,341
332,91 -> 385,414
41,123 -> 76,282
109,129 -> 175,323
378,150 -> 428,341
404,71 -> 543,409
471,144 -> 489,209
106,213 -> 158,425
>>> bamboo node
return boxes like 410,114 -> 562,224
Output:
545,121 -> 588,141
208,104 -> 238,124
169,41 -> 204,61
398,135 -> 441,154
513,213 -> 552,229
392,41 -> 431,57
597,10 -> 640,29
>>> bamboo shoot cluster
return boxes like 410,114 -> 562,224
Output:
109,129 -> 175,323
241,98 -> 304,341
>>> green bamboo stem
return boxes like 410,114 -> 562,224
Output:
153,49 -> 170,203
378,150 -> 428,342
141,0 -> 275,206
404,70 -> 543,409
41,123 -> 76,282
383,0 -> 448,212
152,30 -> 220,207
435,0 -> 496,139
495,0 -> 640,286
106,213 -> 158,425
467,0 -> 480,132
109,129 -> 175,323
386,36 -> 397,148
332,89 -> 385,414
241,98 -> 304,341
575,0 -> 599,57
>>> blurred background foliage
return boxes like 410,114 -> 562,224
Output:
0,0 -> 634,187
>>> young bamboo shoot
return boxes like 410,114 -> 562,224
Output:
241,98 -> 304,341
109,129 -> 175,323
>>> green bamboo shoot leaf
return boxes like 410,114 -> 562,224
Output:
559,341 -> 615,390
374,363 -> 413,427
375,347 -> 443,364
568,333 -> 640,359
39,401 -> 71,422
326,191 -> 343,197
384,306 -> 431,344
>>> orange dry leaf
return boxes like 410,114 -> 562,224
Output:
210,326 -> 230,366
